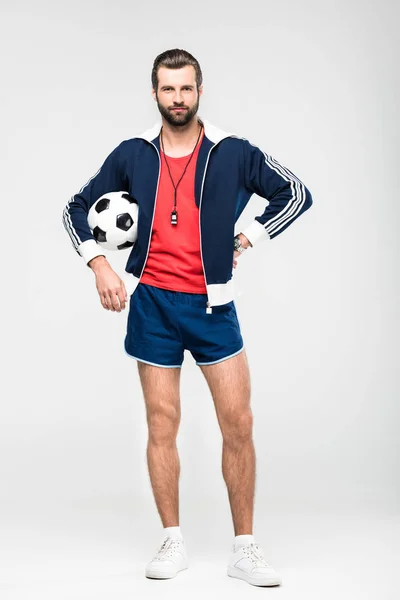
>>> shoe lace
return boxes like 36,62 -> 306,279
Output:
243,542 -> 271,567
154,536 -> 182,560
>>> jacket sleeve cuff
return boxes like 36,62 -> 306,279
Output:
241,219 -> 271,247
77,239 -> 106,266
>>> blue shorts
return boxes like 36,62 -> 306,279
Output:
124,282 -> 244,368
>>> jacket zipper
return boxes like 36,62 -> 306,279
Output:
137,142 -> 162,283
199,141 -> 224,314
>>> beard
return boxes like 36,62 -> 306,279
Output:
155,93 -> 200,127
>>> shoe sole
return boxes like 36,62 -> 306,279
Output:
145,565 -> 188,579
227,565 -> 282,586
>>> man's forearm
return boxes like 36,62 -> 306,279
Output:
88,255 -> 109,272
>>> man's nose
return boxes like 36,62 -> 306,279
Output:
173,91 -> 184,104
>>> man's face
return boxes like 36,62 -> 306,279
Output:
152,65 -> 203,127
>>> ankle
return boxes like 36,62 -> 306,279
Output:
234,533 -> 254,550
163,525 -> 183,540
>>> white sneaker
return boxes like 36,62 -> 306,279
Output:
145,535 -> 189,579
227,542 -> 282,586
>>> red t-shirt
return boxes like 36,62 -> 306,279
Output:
140,128 -> 207,293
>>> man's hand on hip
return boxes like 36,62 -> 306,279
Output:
233,233 -> 252,269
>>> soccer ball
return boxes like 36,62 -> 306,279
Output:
87,191 -> 139,251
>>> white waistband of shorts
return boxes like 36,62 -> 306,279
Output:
122,273 -> 235,307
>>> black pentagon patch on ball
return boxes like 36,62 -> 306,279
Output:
117,240 -> 134,250
95,197 -> 111,213
116,213 -> 133,231
93,226 -> 107,242
122,193 -> 138,204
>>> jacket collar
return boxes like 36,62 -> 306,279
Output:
134,114 -> 236,145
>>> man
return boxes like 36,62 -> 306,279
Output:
62,48 -> 313,587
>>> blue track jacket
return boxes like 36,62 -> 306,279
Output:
62,116 -> 313,310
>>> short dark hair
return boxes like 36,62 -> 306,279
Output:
151,48 -> 203,92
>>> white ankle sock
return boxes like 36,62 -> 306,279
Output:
163,525 -> 183,540
234,533 -> 254,550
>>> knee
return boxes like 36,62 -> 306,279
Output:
221,410 -> 253,445
147,408 -> 180,445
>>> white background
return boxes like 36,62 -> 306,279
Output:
1,0 -> 399,598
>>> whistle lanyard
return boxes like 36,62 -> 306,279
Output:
160,123 -> 203,226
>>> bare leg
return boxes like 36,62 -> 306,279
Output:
136,361 -> 182,528
199,349 -> 255,536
